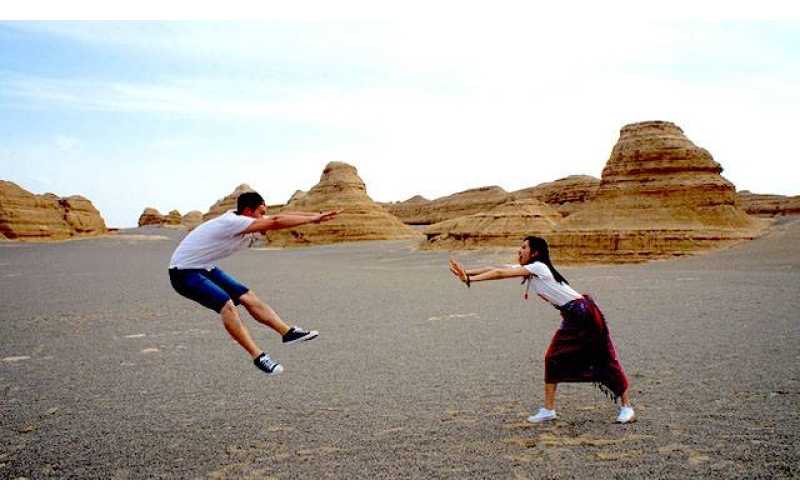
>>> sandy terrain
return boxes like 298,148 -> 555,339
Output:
1,219 -> 798,479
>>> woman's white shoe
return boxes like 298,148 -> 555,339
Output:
616,406 -> 636,424
526,407 -> 557,423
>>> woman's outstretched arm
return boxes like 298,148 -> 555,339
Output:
449,258 -> 529,287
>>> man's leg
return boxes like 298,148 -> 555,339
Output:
239,291 -> 319,344
220,299 -> 263,357
239,291 -> 291,335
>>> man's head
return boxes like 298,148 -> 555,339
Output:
236,191 -> 266,218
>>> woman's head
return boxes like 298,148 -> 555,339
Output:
519,235 -> 568,284
519,236 -> 550,266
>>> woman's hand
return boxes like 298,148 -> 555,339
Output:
449,258 -> 469,286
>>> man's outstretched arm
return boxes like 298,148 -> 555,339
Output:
239,210 -> 340,235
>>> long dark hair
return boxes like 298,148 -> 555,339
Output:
524,236 -> 568,285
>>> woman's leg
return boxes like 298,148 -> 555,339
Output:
544,383 -> 557,410
620,389 -> 631,407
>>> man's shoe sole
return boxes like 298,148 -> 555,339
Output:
283,331 -> 319,345
257,364 -> 284,375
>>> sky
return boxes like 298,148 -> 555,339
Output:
1,8 -> 799,228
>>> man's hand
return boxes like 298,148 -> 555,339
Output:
315,209 -> 342,224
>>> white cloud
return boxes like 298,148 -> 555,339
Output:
54,135 -> 78,150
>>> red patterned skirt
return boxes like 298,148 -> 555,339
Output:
544,295 -> 629,400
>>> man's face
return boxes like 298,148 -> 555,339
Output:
243,204 -> 267,218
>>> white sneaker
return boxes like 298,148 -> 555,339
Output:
526,407 -> 557,423
616,406 -> 636,424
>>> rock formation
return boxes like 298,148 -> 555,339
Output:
138,207 -> 206,229
60,195 -> 107,236
201,183 -> 285,221
548,121 -> 767,263
203,184 -> 255,221
0,180 -> 107,240
287,190 -> 307,205
382,195 -> 432,225
180,211 -> 203,229
164,210 -> 182,226
737,191 -> 800,217
422,198 -> 562,249
138,208 -> 165,227
511,175 -> 600,216
264,161 -> 421,246
387,186 -> 511,225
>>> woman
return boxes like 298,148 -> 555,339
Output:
449,236 -> 635,424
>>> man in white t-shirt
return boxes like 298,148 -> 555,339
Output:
168,191 -> 339,375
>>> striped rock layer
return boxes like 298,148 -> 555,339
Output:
737,191 -> 800,217
0,180 -> 107,240
548,121 -> 767,263
421,198 -> 562,250
265,162 -> 421,246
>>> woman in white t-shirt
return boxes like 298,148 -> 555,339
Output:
449,236 -> 635,424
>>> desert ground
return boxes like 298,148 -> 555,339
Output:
1,218 -> 798,479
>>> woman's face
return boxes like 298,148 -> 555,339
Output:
518,240 -> 532,265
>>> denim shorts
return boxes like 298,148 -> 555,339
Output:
169,267 -> 249,313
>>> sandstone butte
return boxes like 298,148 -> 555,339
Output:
384,176 -> 600,224
137,208 -> 204,230
380,195 -> 432,225
204,183 -> 256,221
263,161 -> 421,246
421,198 -> 563,250
510,175 -> 601,216
180,211 -> 203,229
201,183 -> 284,221
0,180 -> 107,241
421,121 -> 770,264
385,186 -> 512,225
548,121 -> 769,263
737,191 -> 800,217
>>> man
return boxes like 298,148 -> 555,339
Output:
168,191 -> 340,375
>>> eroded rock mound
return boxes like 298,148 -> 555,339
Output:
422,198 -> 562,249
204,184 -> 255,221
60,195 -> 107,236
265,161 -> 421,246
138,208 -> 165,227
738,191 -> 800,217
164,210 -> 182,226
1,181 -> 107,240
549,121 -> 767,263
511,175 -> 600,216
287,190 -> 308,205
181,210 -> 203,229
382,195 -> 432,225
394,186 -> 511,225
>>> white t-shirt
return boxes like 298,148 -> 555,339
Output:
514,261 -> 583,307
169,211 -> 258,270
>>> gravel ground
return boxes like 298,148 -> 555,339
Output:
1,219 -> 798,479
